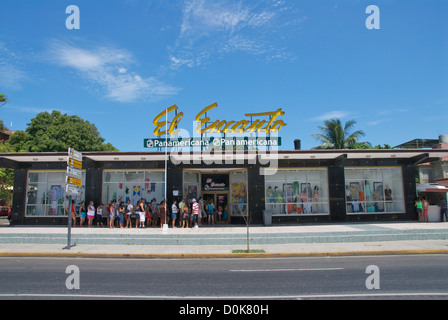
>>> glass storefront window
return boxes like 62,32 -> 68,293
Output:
102,170 -> 165,205
345,167 -> 405,214
26,171 -> 85,217
183,171 -> 200,200
230,170 -> 248,217
265,168 -> 329,216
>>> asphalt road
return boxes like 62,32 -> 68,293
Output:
1,255 -> 448,300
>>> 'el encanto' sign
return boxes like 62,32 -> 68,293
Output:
152,103 -> 287,137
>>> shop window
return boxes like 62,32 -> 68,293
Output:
183,171 -> 200,200
102,170 -> 165,205
265,169 -> 329,216
345,167 -> 405,214
230,170 -> 248,217
26,171 -> 85,217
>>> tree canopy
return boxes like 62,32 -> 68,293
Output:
0,94 -> 6,108
8,110 -> 118,152
312,119 -> 366,149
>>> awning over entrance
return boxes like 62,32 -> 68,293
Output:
1,149 -> 448,168
417,183 -> 448,193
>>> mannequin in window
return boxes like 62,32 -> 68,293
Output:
346,185 -> 351,201
267,186 -> 274,211
300,190 -> 308,213
385,186 -> 392,201
352,199 -> 360,213
313,186 -> 320,213
365,181 -> 371,201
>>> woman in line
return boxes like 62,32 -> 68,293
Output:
206,199 -> 215,226
79,201 -> 86,227
422,196 -> 429,223
66,200 -> 76,227
171,200 -> 178,228
96,203 -> 104,228
108,201 -> 115,229
87,201 -> 95,228
415,197 -> 423,222
138,200 -> 146,228
159,200 -> 166,228
118,201 -> 125,228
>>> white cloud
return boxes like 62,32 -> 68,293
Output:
170,0 -> 302,69
0,41 -> 27,90
312,111 -> 351,122
46,40 -> 179,103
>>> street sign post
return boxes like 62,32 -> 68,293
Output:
67,157 -> 82,169
64,148 -> 82,250
66,175 -> 82,187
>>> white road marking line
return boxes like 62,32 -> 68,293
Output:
229,267 -> 345,272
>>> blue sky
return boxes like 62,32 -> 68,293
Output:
0,0 -> 447,151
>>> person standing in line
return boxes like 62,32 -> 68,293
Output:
217,205 -> 223,224
118,201 -> 125,228
79,201 -> 86,227
159,200 -> 166,228
126,200 -> 133,228
182,204 -> 189,228
87,201 -> 95,228
422,196 -> 429,223
171,200 -> 178,228
96,203 -> 104,228
439,195 -> 448,222
222,205 -> 228,224
198,197 -> 205,225
415,197 -> 423,222
66,200 -> 77,228
178,199 -> 186,228
102,202 -> 108,227
206,199 -> 215,226
109,201 -> 115,229
137,200 -> 146,228
191,198 -> 200,229
145,202 -> 152,228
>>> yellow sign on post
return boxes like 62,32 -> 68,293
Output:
67,157 -> 82,169
66,176 -> 82,187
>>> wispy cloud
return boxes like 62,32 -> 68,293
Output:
312,111 -> 351,122
45,40 -> 179,103
170,0 -> 303,69
0,41 -> 27,90
367,119 -> 390,126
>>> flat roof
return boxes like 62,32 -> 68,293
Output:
1,149 -> 448,165
394,138 -> 440,149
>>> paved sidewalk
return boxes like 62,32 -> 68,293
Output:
1,222 -> 448,258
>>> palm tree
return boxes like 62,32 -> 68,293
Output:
312,119 -> 366,149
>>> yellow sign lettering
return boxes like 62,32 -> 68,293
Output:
152,102 -> 286,137
153,105 -> 183,136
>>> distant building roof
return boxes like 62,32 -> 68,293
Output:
394,139 -> 440,149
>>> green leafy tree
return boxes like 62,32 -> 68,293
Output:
312,119 -> 366,149
0,94 -> 6,108
351,143 -> 393,149
9,110 -> 118,152
0,141 -> 15,205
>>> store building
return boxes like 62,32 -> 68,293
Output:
396,135 -> 448,222
1,148 -> 448,226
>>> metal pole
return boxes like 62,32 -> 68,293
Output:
65,195 -> 72,250
164,109 -> 168,231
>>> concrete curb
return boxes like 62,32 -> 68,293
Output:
2,249 -> 448,259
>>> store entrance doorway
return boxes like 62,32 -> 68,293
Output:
202,192 -> 229,224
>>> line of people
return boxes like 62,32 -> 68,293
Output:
66,197 -> 229,229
